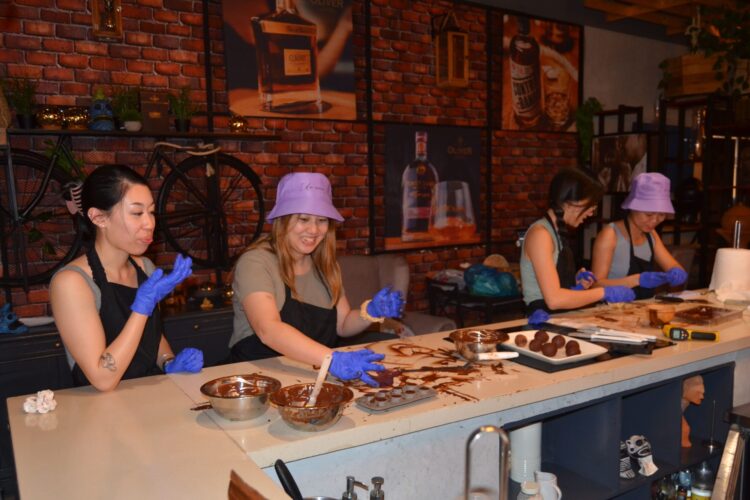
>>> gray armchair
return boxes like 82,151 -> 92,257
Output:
338,254 -> 457,336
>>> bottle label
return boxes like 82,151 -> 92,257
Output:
258,21 -> 316,37
510,60 -> 540,118
283,49 -> 312,76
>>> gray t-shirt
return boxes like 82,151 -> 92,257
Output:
53,256 -> 156,368
607,222 -> 653,279
520,218 -> 559,306
230,246 -> 334,347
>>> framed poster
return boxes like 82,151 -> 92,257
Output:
384,124 -> 482,251
591,133 -> 649,193
221,0 -> 356,120
501,14 -> 582,132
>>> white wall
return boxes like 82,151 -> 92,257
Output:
584,26 -> 686,125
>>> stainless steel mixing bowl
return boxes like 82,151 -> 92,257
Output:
199,373 -> 281,421
270,382 -> 354,432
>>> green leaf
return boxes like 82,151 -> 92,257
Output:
42,242 -> 55,257
28,228 -> 42,243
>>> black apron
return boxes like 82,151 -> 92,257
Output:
526,214 -> 577,314
71,247 -> 162,386
623,219 -> 656,300
230,271 -> 338,362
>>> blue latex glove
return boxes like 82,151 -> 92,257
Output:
638,271 -> 669,288
330,349 -> 385,387
165,347 -> 203,374
131,254 -> 193,316
571,269 -> 596,290
528,309 -> 549,326
666,267 -> 688,287
366,286 -> 404,319
603,286 -> 636,303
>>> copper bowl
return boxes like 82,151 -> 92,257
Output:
449,328 -> 507,361
199,373 -> 281,421
270,382 -> 354,432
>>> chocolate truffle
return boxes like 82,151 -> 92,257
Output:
541,342 -> 557,357
565,340 -> 581,356
528,339 -> 543,352
495,331 -> 510,343
534,330 -> 549,343
514,334 -> 528,347
552,335 -> 566,348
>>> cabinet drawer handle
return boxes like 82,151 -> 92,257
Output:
193,324 -> 200,330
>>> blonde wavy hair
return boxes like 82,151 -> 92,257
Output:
243,214 -> 342,306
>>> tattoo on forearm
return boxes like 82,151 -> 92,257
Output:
100,352 -> 116,371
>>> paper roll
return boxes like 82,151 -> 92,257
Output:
709,248 -> 750,291
509,422 -> 542,483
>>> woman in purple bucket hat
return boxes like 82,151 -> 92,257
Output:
592,172 -> 687,299
228,172 -> 404,387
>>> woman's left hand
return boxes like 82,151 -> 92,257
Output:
165,348 -> 204,374
367,287 -> 404,319
571,268 -> 596,290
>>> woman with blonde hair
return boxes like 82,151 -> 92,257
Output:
230,172 -> 403,386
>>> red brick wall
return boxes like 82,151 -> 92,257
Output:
0,0 -> 576,317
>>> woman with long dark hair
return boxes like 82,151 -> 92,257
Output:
520,168 -> 635,314
50,165 -> 202,391
229,172 -> 403,386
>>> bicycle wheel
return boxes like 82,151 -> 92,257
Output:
0,148 -> 83,287
157,153 -> 265,269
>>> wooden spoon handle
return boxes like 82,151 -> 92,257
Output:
307,354 -> 332,407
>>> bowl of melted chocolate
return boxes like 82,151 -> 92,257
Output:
449,328 -> 509,362
199,373 -> 281,421
271,382 -> 354,432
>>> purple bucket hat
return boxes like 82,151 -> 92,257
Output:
621,173 -> 675,214
266,172 -> 344,222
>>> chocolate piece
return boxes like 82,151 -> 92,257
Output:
534,330 -> 549,343
552,335 -> 566,348
514,334 -> 528,347
528,339 -> 543,352
541,342 -> 557,357
495,331 -> 510,343
565,340 -> 581,356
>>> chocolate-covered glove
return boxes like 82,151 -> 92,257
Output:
366,286 -> 404,319
639,271 -> 669,288
330,349 -> 385,387
603,286 -> 636,303
165,348 -> 203,374
131,254 -> 192,316
528,309 -> 550,326
666,267 -> 688,287
571,269 -> 596,290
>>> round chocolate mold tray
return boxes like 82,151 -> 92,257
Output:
355,385 -> 437,413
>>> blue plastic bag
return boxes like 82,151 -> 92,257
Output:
463,264 -> 519,297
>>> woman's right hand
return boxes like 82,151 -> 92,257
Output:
330,349 -> 385,387
131,254 -> 192,316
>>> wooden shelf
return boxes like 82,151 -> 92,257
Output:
7,128 -> 280,141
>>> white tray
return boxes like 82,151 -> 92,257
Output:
503,330 -> 608,365
19,316 -> 55,327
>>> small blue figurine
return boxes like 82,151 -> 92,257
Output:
88,87 -> 115,131
0,303 -> 29,335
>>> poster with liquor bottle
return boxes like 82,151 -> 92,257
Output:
383,124 -> 482,250
221,0 -> 356,120
500,14 -> 582,132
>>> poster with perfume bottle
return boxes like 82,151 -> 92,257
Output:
499,14 -> 582,132
383,124 -> 482,251
221,0 -> 356,120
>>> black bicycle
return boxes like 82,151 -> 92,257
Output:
0,136 -> 264,288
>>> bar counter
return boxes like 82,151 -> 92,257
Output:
8,302 -> 750,499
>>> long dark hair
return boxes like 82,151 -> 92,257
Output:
548,167 -> 604,239
80,164 -> 149,243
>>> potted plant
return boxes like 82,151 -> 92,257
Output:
2,77 -> 38,129
660,5 -> 750,98
168,86 -> 196,132
111,86 -> 142,131
575,97 -> 603,167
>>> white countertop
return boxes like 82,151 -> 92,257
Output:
8,301 -> 750,499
